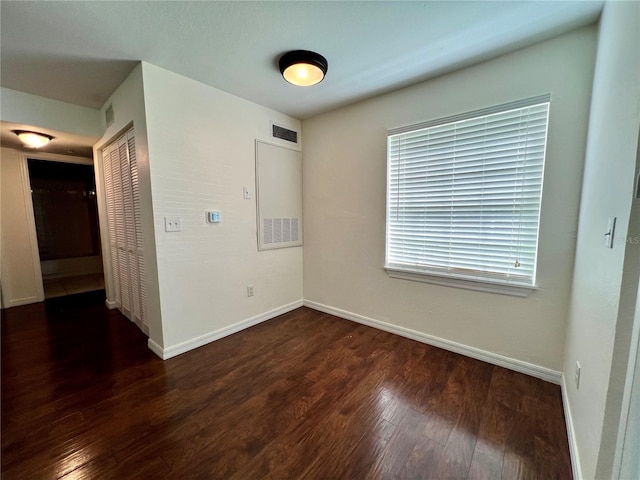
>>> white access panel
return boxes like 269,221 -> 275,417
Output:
256,140 -> 302,250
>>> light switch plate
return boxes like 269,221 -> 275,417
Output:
605,216 -> 616,248
243,186 -> 251,200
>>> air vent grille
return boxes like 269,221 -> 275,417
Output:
263,218 -> 299,245
105,105 -> 114,127
272,124 -> 298,144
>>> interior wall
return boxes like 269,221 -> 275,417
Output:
618,287 -> 640,480
302,26 -> 597,371
1,147 -> 43,307
93,63 -> 164,346
0,87 -> 102,309
561,2 -> 640,479
0,146 -> 2,307
600,129 -> 640,479
1,87 -> 101,138
140,62 -> 303,350
41,256 -> 103,278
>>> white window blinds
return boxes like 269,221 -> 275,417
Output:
386,96 -> 550,287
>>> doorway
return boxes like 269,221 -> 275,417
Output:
27,159 -> 105,298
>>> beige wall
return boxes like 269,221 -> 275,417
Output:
1,88 -> 102,309
302,26 -> 597,371
562,2 -> 640,478
41,256 -> 103,278
1,149 -> 99,308
0,147 -> 43,307
140,63 -> 303,352
1,87 -> 101,138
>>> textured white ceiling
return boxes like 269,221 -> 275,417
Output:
1,1 -> 602,120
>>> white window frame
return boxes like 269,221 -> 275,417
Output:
385,95 -> 551,297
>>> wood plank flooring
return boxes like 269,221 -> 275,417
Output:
1,293 -> 573,479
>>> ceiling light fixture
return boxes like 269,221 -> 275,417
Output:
279,50 -> 328,87
13,130 -> 54,149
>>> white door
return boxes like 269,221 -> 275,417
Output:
101,128 -> 147,333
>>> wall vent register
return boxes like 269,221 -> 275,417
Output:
272,123 -> 298,144
105,104 -> 114,127
263,218 -> 299,245
255,141 -> 302,250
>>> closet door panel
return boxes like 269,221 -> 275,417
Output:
118,136 -> 137,321
102,144 -> 121,306
121,134 -> 140,325
110,145 -> 127,310
101,127 -> 147,334
127,129 -> 147,328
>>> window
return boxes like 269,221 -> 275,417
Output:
385,95 -> 550,296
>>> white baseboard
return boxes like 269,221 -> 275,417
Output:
105,299 -> 117,309
561,374 -> 582,480
303,300 -> 562,385
4,295 -> 43,308
148,338 -> 164,358
147,299 -> 304,360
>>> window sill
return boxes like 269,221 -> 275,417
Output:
384,266 -> 537,297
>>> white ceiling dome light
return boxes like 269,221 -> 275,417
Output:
13,130 -> 54,149
279,50 -> 328,87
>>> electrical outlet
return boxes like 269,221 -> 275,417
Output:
575,361 -> 581,389
247,285 -> 254,297
164,217 -> 182,232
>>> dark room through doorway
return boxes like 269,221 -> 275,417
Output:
27,158 -> 105,298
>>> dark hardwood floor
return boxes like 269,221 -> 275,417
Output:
1,293 -> 572,479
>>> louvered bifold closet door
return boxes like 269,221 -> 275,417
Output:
111,136 -> 130,318
127,129 -> 147,329
110,142 -> 129,312
101,128 -> 147,334
117,134 -> 138,324
103,143 -> 121,306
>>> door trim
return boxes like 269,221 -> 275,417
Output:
18,154 -> 45,304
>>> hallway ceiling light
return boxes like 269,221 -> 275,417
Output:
13,130 -> 54,149
279,50 -> 328,87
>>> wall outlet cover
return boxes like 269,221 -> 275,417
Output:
164,217 -> 182,232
